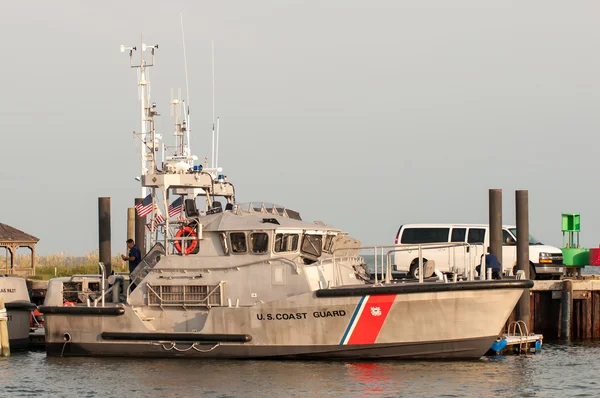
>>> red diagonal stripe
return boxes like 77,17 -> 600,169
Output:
347,294 -> 396,345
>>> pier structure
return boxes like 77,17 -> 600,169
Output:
526,277 -> 600,340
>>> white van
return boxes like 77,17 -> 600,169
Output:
393,224 -> 565,280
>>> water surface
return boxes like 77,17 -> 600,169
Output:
2,342 -> 599,397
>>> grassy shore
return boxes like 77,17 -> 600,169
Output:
1,250 -> 128,279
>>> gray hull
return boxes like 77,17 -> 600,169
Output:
1,274 -> 36,351
7,308 -> 33,351
9,337 -> 30,351
42,280 -> 531,360
47,336 -> 495,359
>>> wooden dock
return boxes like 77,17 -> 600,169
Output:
521,275 -> 600,340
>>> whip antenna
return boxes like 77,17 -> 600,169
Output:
180,12 -> 191,155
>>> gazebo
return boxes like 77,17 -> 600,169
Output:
0,222 -> 39,276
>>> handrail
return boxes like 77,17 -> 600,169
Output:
148,255 -> 302,273
507,320 -> 530,352
97,262 -> 106,307
386,243 -> 470,283
93,282 -> 117,308
384,243 -> 487,283
331,242 -> 487,287
168,235 -> 201,257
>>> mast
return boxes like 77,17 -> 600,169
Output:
121,40 -> 159,197
170,88 -> 184,156
119,39 -> 235,254
139,37 -> 146,197
215,117 -> 220,170
181,13 -> 192,158
211,40 -> 215,169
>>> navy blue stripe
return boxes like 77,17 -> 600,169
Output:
339,296 -> 367,345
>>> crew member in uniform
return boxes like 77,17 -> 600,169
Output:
476,247 -> 502,279
121,239 -> 141,289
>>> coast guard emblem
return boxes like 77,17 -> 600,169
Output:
370,306 -> 382,316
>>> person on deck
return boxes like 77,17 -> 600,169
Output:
121,239 -> 141,289
476,247 -> 502,279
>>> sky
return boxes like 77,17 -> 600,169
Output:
1,1 -> 599,256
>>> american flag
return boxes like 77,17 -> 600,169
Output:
146,209 -> 165,232
168,197 -> 184,218
135,194 -> 156,218
155,208 -> 165,224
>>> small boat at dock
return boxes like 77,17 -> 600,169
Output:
0,276 -> 37,350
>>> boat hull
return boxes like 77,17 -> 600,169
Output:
46,336 -> 495,359
42,280 -> 532,359
6,303 -> 35,351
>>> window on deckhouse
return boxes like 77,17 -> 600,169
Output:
274,233 -> 299,253
323,235 -> 335,253
250,232 -> 269,254
301,234 -> 323,257
230,232 -> 247,254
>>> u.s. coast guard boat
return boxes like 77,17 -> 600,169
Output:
40,44 -> 532,359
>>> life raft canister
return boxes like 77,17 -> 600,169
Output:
174,225 -> 198,255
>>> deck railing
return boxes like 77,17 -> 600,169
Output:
331,242 -> 488,286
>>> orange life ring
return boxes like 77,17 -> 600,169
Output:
174,226 -> 198,255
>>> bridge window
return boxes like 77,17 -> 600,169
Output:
301,234 -> 323,257
274,233 -> 299,253
250,232 -> 269,254
323,235 -> 334,253
230,232 -> 247,254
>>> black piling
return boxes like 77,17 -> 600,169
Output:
561,279 -> 573,340
127,208 -> 135,258
98,197 -> 112,276
489,189 -> 503,266
516,190 -> 531,328
134,198 -> 146,257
